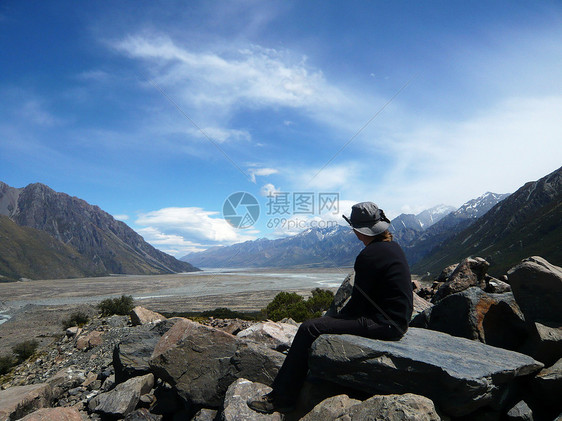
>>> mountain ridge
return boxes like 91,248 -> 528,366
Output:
0,181 -> 199,280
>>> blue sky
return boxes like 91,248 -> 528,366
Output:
1,1 -> 561,257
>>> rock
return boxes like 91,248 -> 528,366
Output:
437,264 -> 458,281
45,366 -> 85,399
279,318 -> 299,327
325,272 -> 354,317
192,408 -> 218,421
309,328 -> 543,417
237,321 -> 298,352
532,358 -> 562,415
300,394 -> 361,421
411,287 -> 528,351
19,407 -> 83,421
523,322 -> 562,366
506,400 -> 533,421
432,257 -> 489,302
65,326 -> 81,337
484,275 -> 511,293
222,320 -> 246,335
149,318 -> 285,407
114,319 -> 178,382
0,383 -> 52,421
123,407 -> 163,420
88,373 -> 154,417
412,292 -> 432,319
75,330 -> 104,350
222,378 -> 282,420
507,256 -> 562,326
130,306 -> 166,326
343,393 -> 441,421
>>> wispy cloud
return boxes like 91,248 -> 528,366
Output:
248,167 -> 278,183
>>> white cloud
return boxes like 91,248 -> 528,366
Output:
193,126 -> 251,144
248,167 -> 278,183
260,183 -> 280,197
134,206 -> 259,256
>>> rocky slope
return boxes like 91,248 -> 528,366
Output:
0,256 -> 560,420
412,166 -> 561,277
0,181 -> 199,280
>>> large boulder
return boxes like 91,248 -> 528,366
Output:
309,328 -> 543,417
0,383 -> 52,421
149,318 -> 285,407
522,321 -> 562,366
432,257 -> 489,302
114,319 -> 179,382
342,393 -> 441,421
507,256 -> 562,326
221,378 -> 282,420
325,272 -> 354,317
237,321 -> 298,352
300,394 -> 361,421
532,357 -> 562,417
411,287 -> 528,351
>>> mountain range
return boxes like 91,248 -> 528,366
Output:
0,182 -> 198,281
182,191 -> 513,269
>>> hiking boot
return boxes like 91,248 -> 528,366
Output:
247,392 -> 295,414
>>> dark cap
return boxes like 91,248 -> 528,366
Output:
343,202 -> 390,236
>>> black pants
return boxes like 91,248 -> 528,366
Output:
271,316 -> 401,402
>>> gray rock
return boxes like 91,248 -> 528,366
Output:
89,373 -> 154,417
523,322 -> 562,366
432,257 -> 489,302
221,378 -> 282,421
484,275 -> 512,293
193,408 -> 219,421
114,319 -> 178,382
309,327 -> 543,417
0,383 -> 52,421
237,321 -> 298,352
532,357 -> 562,415
300,394 -> 361,421
507,256 -> 562,326
340,393 -> 441,421
325,272 -> 354,317
412,292 -> 432,319
149,318 -> 285,407
411,287 -> 528,351
506,400 -> 533,421
45,366 -> 86,399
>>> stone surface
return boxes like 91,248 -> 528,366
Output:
237,321 -> 298,352
114,319 -> 178,382
149,318 -> 285,407
309,328 -> 543,417
123,407 -> 163,420
222,378 -> 282,421
523,322 -> 562,366
342,393 -> 441,421
506,400 -> 533,421
130,306 -> 167,326
45,366 -> 86,399
89,373 -> 154,417
412,292 -> 432,319
75,330 -> 104,350
300,394 -> 361,421
484,276 -> 512,293
0,383 -> 52,421
507,256 -> 562,326
432,257 -> 490,302
532,357 -> 562,415
193,408 -> 219,421
19,407 -> 83,421
411,287 -> 528,351
325,272 -> 354,317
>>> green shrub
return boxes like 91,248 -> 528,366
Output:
62,311 -> 90,329
0,355 -> 15,375
98,295 -> 135,316
12,340 -> 39,363
264,289 -> 334,322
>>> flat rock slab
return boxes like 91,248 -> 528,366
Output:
19,407 -> 83,421
0,383 -> 52,421
309,327 -> 543,417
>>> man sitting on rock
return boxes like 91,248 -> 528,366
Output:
248,202 -> 414,414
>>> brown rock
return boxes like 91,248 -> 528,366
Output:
130,306 -> 166,326
432,257 -> 490,302
75,330 -> 104,350
300,394 -> 361,421
0,383 -> 52,421
344,393 -> 441,421
19,407 -> 83,421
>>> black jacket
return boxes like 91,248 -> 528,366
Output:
340,240 -> 413,334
